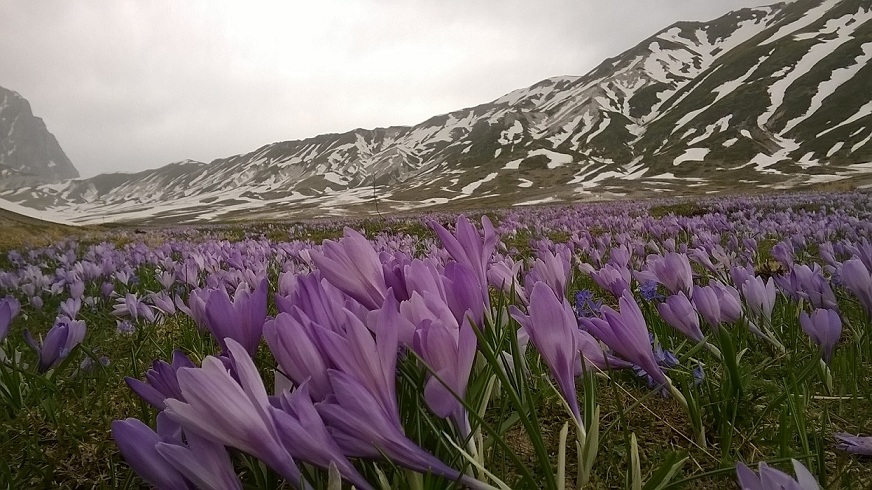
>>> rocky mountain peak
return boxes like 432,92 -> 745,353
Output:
0,86 -> 79,186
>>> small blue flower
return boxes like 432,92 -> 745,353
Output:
116,320 -> 135,335
574,290 -> 602,318
653,343 -> 679,368
639,281 -> 665,302
632,335 -> 680,394
693,363 -> 705,386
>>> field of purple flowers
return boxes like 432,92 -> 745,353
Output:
1,191 -> 871,489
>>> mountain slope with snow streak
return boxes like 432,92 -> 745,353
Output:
2,0 -> 871,224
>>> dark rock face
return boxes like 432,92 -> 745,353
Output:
0,86 -> 79,184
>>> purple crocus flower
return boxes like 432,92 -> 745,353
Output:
317,370 -> 489,490
203,278 -> 268,356
23,316 -> 87,373
692,285 -> 722,328
59,297 -> 81,319
149,292 -> 176,316
742,276 -> 777,323
312,306 -> 399,418
175,289 -> 209,330
735,459 -> 819,490
689,247 -> 718,274
799,309 -> 842,364
113,293 -> 156,324
413,306 -> 477,436
442,261 -> 488,326
263,311 -> 332,401
487,254 -> 526,304
125,350 -> 196,410
771,240 -> 795,267
589,264 -> 631,298
574,329 -> 632,373
113,413 -> 242,490
834,433 -> 872,455
0,297 -> 19,343
430,215 -> 498,301
68,280 -> 85,301
731,265 -> 755,291
270,382 -> 374,490
580,291 -> 668,388
657,291 -> 704,342
156,270 -> 176,290
403,259 -> 447,303
510,282 -> 582,423
311,227 -> 387,310
642,252 -> 693,295
116,320 -> 135,335
711,280 -> 742,323
525,246 -> 572,299
791,264 -> 839,311
164,338 -> 305,486
3,296 -> 20,319
111,417 -> 193,489
154,425 -> 243,490
840,258 -> 872,318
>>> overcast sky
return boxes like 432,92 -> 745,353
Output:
1,0 -> 778,178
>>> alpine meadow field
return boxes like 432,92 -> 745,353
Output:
1,191 -> 871,489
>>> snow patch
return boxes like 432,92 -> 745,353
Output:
673,148 -> 710,165
688,115 -> 733,145
322,172 -> 346,185
797,152 -> 820,170
851,132 -> 872,153
460,172 -> 498,195
498,120 -> 524,145
527,148 -> 573,169
503,158 -> 524,170
514,196 -> 557,207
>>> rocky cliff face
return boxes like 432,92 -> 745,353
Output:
0,86 -> 79,186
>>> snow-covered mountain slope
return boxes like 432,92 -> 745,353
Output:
0,86 -> 79,186
3,0 -> 871,224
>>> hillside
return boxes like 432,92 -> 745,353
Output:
2,0 -> 870,224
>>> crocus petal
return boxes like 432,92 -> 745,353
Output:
164,339 -> 303,486
111,418 -> 192,489
513,282 -> 581,423
657,291 -> 703,342
264,312 -> 331,400
834,433 -> 872,455
155,430 -> 242,490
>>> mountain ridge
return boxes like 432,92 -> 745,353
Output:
2,0 -> 871,224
